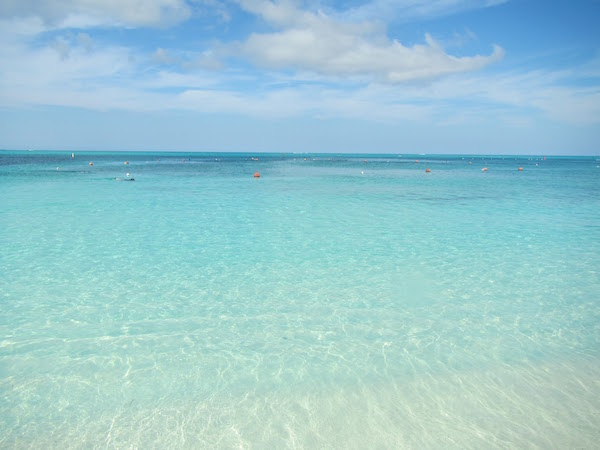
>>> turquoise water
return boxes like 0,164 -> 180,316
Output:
1,151 -> 599,447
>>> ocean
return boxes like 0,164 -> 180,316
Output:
1,151 -> 599,447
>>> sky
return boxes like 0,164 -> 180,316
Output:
0,0 -> 599,154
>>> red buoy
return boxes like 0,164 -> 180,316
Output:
254,172 -> 260,178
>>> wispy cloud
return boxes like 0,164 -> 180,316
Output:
0,0 -> 598,130
0,0 -> 192,28
338,0 -> 508,23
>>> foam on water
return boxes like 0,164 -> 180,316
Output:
1,152 -> 599,447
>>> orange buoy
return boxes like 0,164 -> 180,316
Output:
518,167 -> 523,171
482,167 -> 488,172
89,162 -> 93,166
254,172 -> 260,178
425,168 -> 431,173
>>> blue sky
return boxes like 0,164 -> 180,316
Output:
0,0 -> 599,154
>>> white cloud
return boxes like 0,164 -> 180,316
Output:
0,25 -> 135,108
173,84 -> 433,121
234,0 -> 504,83
403,66 -> 600,126
0,16 -> 47,41
153,47 -> 180,65
0,0 -> 597,130
0,0 -> 191,28
140,70 -> 218,89
528,86 -> 600,126
1,16 -> 597,128
77,32 -> 94,51
152,47 -> 223,70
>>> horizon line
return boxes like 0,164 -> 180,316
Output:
1,149 -> 598,158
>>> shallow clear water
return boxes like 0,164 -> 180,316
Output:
1,151 -> 599,447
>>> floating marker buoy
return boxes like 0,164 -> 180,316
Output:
254,172 -> 260,178
361,171 -> 364,175
125,161 -> 129,165
518,167 -> 523,171
425,168 -> 430,173
482,167 -> 487,172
